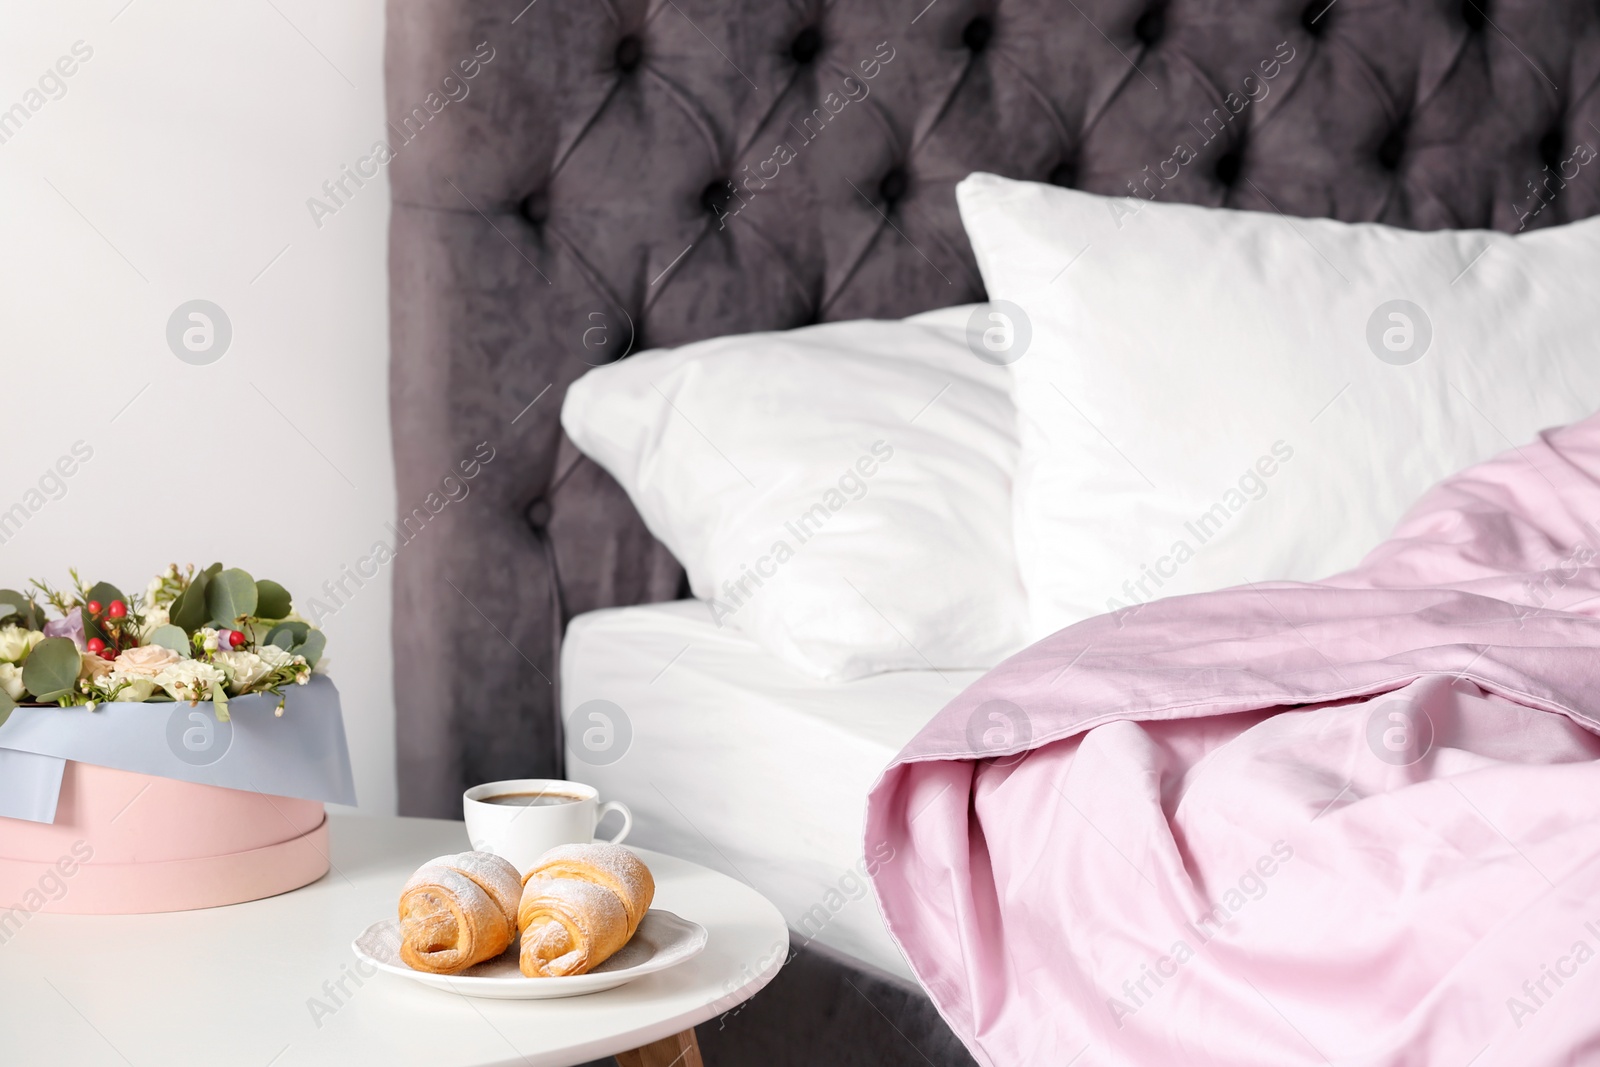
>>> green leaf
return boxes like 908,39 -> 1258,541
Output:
83,581 -> 125,609
170,563 -> 221,633
21,637 -> 81,702
295,629 -> 326,668
205,568 -> 257,626
0,689 -> 15,728
147,624 -> 192,658
0,589 -> 36,630
267,621 -> 309,650
82,581 -> 127,645
255,580 -> 292,621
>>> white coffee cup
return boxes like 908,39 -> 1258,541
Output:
462,778 -> 632,875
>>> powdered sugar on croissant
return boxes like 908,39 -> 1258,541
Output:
524,843 -> 655,930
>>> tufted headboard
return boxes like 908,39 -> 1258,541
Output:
386,0 -> 1600,817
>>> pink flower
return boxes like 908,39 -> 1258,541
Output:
111,645 -> 180,677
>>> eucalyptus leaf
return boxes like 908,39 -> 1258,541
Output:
267,621 -> 309,650
147,624 -> 192,658
169,582 -> 203,632
170,563 -> 221,633
0,589 -> 38,630
0,689 -> 14,728
205,568 -> 257,626
21,637 -> 81,701
255,580 -> 292,621
295,629 -> 326,668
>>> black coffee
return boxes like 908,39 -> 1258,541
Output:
482,791 -> 581,807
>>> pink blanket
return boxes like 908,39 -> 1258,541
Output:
866,414 -> 1600,1066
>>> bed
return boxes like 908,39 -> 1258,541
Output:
561,599 -> 984,983
385,1 -> 1600,1062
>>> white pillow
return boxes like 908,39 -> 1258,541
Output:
956,172 -> 1600,638
561,305 -> 1028,681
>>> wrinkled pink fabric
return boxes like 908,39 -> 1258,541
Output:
867,413 -> 1600,1067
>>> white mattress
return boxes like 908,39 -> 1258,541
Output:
561,600 -> 982,983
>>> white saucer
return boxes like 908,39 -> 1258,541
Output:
352,909 -> 708,1000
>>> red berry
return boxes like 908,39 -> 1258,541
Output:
107,600 -> 127,619
99,648 -> 116,661
228,630 -> 246,648
86,601 -> 102,615
86,638 -> 105,653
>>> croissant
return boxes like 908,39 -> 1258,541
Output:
517,876 -> 632,976
518,844 -> 656,977
398,851 -> 521,975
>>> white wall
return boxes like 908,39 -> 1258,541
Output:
0,1 -> 396,814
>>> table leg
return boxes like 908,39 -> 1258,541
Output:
614,1027 -> 702,1067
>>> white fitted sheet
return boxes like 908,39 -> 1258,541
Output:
561,600 -> 981,983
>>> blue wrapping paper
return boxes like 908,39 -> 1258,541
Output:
0,675 -> 356,823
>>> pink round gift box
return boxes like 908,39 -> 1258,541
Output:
0,761 -> 328,914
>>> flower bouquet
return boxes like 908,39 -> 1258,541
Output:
0,563 -> 325,723
0,564 -> 355,915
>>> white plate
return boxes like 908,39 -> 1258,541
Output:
352,909 -> 708,1000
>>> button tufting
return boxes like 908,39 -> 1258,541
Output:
1133,7 -> 1165,46
1048,161 -> 1077,187
878,167 -> 909,204
700,179 -> 735,216
1539,128 -> 1565,170
962,16 -> 993,52
1462,0 -> 1488,31
1377,127 -> 1405,170
519,190 -> 548,226
1301,0 -> 1333,35
1214,151 -> 1243,186
789,26 -> 822,64
614,35 -> 643,72
525,498 -> 553,531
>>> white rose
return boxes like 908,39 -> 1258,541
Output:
111,677 -> 156,702
152,659 -> 225,703
0,663 -> 24,701
112,645 -> 181,678
256,644 -> 295,670
213,650 -> 269,694
0,626 -> 42,664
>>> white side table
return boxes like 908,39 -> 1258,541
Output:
0,815 -> 789,1067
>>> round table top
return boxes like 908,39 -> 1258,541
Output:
0,815 -> 790,1067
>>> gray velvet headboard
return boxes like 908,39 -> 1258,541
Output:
386,0 -> 1600,817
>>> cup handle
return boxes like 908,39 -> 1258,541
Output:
597,800 -> 632,845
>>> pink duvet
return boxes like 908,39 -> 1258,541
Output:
866,414 -> 1600,1066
